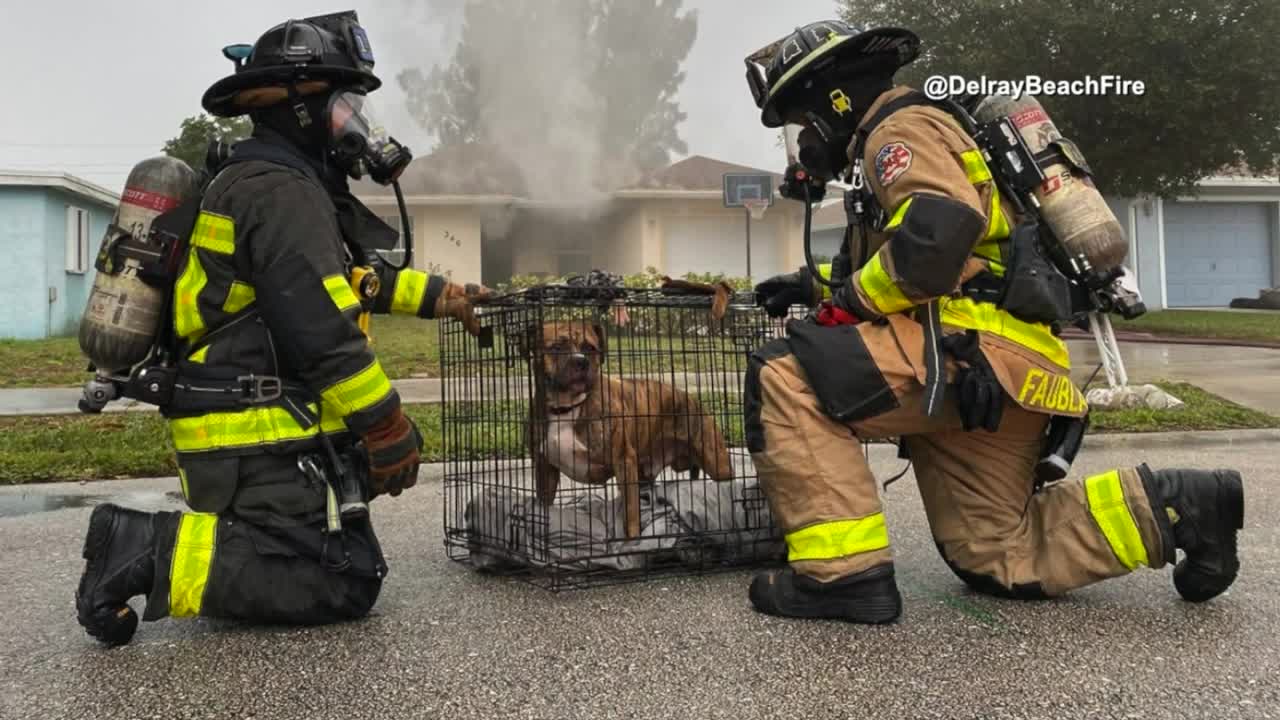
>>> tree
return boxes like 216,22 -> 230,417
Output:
839,0 -> 1280,198
396,0 -> 697,202
162,114 -> 253,173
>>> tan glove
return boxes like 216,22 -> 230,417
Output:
434,281 -> 493,337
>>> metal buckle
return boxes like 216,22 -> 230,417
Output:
238,374 -> 284,403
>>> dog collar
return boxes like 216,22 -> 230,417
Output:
547,393 -> 587,415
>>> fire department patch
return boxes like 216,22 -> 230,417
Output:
874,142 -> 913,187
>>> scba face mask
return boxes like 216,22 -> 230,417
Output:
326,91 -> 412,185
783,116 -> 852,185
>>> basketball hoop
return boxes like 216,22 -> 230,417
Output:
743,198 -> 769,221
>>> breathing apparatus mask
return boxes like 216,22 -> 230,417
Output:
325,90 -> 412,186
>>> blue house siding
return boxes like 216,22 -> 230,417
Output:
0,188 -> 49,339
0,186 -> 114,339
45,189 -> 112,337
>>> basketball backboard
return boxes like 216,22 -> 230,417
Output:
723,172 -> 774,209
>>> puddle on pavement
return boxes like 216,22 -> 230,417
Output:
0,491 -> 182,519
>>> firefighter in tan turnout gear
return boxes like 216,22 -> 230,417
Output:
74,11 -> 489,645
741,20 -> 1246,622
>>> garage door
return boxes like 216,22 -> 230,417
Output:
663,215 -> 783,280
1164,201 -> 1273,307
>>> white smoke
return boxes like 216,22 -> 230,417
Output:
379,0 -> 690,218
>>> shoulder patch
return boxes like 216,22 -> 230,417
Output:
874,142 -> 913,187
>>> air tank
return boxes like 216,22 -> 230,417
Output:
972,94 -> 1128,271
78,156 -> 198,373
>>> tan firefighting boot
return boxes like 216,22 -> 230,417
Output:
1139,465 -> 1244,602
75,503 -> 174,646
748,563 -> 902,623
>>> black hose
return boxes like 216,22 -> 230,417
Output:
803,181 -> 840,288
389,179 -> 414,271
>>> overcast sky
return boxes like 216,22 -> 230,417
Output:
1,0 -> 840,193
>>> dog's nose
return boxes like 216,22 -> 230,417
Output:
571,353 -> 589,370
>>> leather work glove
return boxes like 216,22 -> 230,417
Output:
940,330 -> 1004,433
754,267 -> 822,318
360,406 -> 424,498
435,281 -> 493,337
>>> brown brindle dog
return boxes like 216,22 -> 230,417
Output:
521,321 -> 736,539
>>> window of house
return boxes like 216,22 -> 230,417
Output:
379,214 -> 414,266
65,205 -> 90,274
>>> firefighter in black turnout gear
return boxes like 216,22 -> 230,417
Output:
74,11 -> 490,646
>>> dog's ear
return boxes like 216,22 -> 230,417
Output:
591,323 -> 607,355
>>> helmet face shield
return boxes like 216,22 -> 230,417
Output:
326,91 -> 411,185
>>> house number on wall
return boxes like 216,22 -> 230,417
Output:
443,230 -> 461,248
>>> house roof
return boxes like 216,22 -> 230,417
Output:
621,155 -> 785,192
352,142 -> 528,199
0,170 -> 119,208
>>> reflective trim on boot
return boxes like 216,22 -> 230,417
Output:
784,513 -> 890,563
748,563 -> 902,624
169,513 -> 219,617
1084,470 -> 1150,570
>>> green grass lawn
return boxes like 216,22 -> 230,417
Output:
0,312 -> 755,388
3,382 -> 1275,484
0,336 -> 91,388
0,315 -> 443,389
1115,309 -> 1280,343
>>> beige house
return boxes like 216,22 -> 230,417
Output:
354,155 -> 817,286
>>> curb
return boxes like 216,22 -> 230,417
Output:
1081,428 -> 1280,449
1060,330 -> 1280,350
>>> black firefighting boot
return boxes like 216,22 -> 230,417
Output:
1139,464 -> 1244,602
748,562 -> 902,623
75,503 -> 173,646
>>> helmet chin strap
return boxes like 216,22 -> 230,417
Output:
288,82 -> 313,130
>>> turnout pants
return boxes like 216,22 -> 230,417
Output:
746,314 -> 1171,596
140,452 -> 386,624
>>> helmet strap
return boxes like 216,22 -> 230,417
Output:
289,82 -> 313,129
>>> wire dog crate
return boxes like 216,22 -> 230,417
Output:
439,283 -> 792,589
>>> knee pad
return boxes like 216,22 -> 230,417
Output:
934,542 -> 1049,600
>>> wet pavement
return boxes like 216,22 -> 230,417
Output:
1066,341 -> 1280,415
1,437 -> 1277,719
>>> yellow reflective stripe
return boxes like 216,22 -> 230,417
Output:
189,345 -> 210,364
320,360 -> 392,417
1085,470 -> 1150,570
883,197 -> 913,231
323,275 -> 360,313
190,212 -> 235,255
768,32 -> 851,97
938,296 -> 1070,368
392,270 -> 428,315
168,404 -> 347,453
785,513 -> 890,562
857,252 -> 914,315
173,251 -> 208,342
222,280 -> 255,314
178,467 -> 190,503
984,188 -> 1012,244
960,149 -> 992,184
817,262 -> 833,300
168,512 -> 217,617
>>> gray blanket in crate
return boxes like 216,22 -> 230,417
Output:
461,477 -> 785,573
